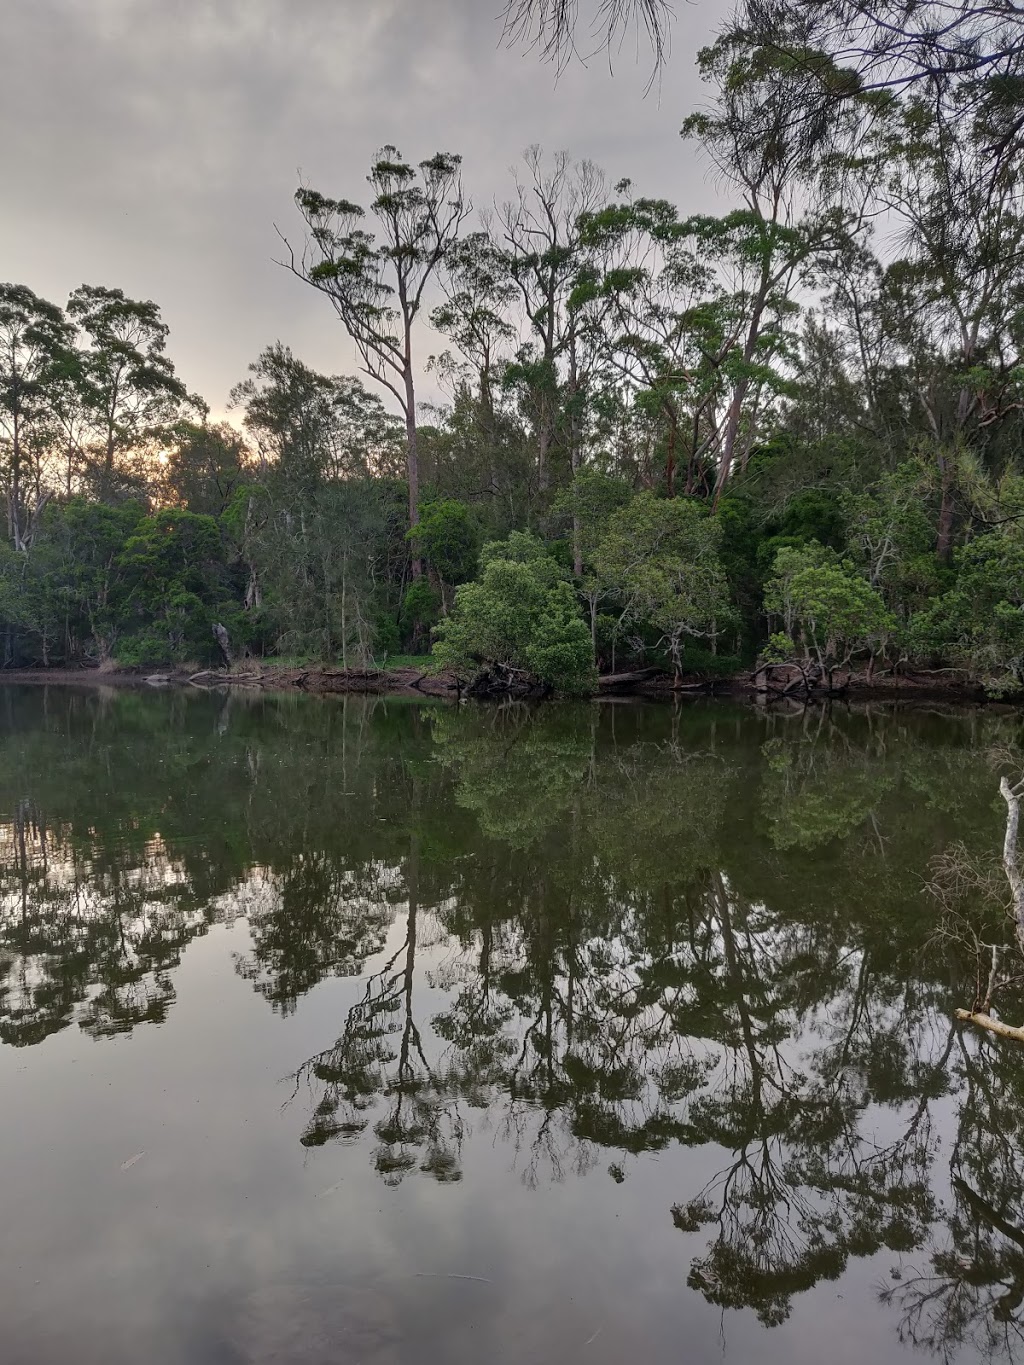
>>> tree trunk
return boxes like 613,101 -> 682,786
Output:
936,450 -> 955,565
403,362 -> 422,579
1000,776 -> 1024,956
955,1009 -> 1024,1043
212,622 -> 233,667
713,380 -> 747,508
665,406 -> 677,499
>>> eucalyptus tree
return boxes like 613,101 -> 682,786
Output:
287,147 -> 468,576
66,285 -> 194,503
499,147 -> 611,496
0,284 -> 73,551
681,38 -> 860,503
861,84 -> 1024,561
231,344 -> 406,661
431,229 -> 518,428
506,0 -> 1024,113
580,191 -> 728,498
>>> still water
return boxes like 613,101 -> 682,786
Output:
1,685 -> 1022,1364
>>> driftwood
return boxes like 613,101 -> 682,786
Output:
948,776 -> 1024,1043
753,659 -> 851,698
1000,775 -> 1024,956
955,1009 -> 1024,1043
597,668 -> 661,689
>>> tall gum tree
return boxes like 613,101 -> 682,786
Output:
862,85 -> 1024,562
499,148 -> 610,499
0,284 -> 73,551
287,148 -> 468,578
581,191 -> 727,498
681,38 -> 860,504
67,285 -> 194,504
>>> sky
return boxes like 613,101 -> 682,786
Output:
1,0 -> 730,418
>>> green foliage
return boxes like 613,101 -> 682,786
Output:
764,544 -> 894,666
911,521 -> 1024,690
550,470 -> 633,566
114,509 -> 232,665
595,493 -> 732,672
407,499 -> 480,586
400,578 -> 442,641
434,533 -> 595,693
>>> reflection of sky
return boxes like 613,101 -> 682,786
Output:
0,914 -> 935,1365
0,694 -> 1016,1364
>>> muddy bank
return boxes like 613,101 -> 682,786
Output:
0,663 -> 459,698
0,662 -> 1012,706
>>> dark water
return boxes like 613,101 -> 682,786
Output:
1,686 -> 1023,1365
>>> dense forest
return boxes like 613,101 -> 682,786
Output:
3,8 -> 1024,692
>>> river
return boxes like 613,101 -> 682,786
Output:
0,684 -> 1021,1364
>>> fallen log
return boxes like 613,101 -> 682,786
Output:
955,1008 -> 1024,1043
597,668 -> 661,688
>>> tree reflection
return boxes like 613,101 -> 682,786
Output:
5,687 -> 1024,1358
884,1030 -> 1024,1361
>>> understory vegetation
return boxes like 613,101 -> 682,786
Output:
4,24 -> 1024,692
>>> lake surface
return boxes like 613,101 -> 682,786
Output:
1,685 -> 1023,1365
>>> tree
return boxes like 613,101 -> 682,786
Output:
551,469 -> 632,658
433,532 -> 595,693
912,500 -> 1024,691
161,422 -> 251,518
230,345 -> 407,663
764,541 -> 893,670
431,230 -> 518,428
0,284 -> 73,551
681,37 -> 857,504
115,508 -> 233,664
506,0 -> 1024,124
407,498 -> 480,610
595,492 -> 732,676
582,192 -> 725,499
862,86 -> 1024,561
66,285 -> 194,503
499,147 -> 610,497
287,147 -> 469,575
230,343 -> 403,485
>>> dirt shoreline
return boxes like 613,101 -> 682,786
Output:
0,662 -> 1009,706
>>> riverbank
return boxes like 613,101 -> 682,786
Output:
0,661 -> 1007,705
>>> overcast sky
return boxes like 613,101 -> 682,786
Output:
1,0 -> 730,417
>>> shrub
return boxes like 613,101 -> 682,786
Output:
434,534 -> 595,694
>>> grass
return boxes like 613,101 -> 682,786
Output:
231,652 -> 436,672
376,653 -> 436,671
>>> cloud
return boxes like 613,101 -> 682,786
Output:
0,0 -> 728,416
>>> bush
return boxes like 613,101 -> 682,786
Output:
434,534 -> 595,694
764,544 -> 893,668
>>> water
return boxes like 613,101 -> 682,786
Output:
0,684 -> 1022,1365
